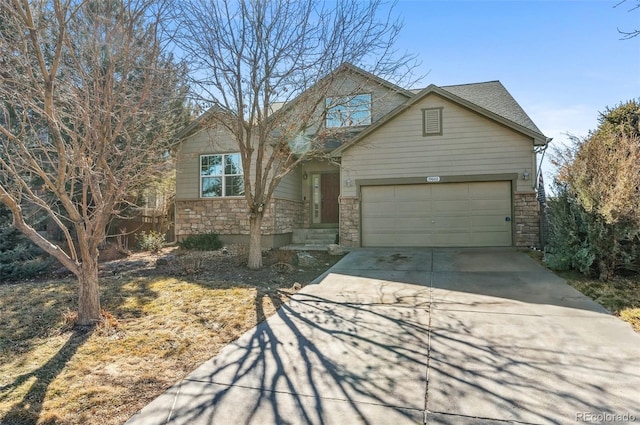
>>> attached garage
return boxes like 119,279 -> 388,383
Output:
361,181 -> 512,247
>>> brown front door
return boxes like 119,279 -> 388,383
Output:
321,173 -> 340,224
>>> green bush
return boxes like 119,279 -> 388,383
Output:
0,205 -> 53,281
136,230 -> 166,253
545,184 -> 640,280
546,100 -> 640,281
178,232 -> 223,251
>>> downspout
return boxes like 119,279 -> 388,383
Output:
535,137 -> 553,248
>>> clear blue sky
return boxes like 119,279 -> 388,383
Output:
391,0 -> 640,184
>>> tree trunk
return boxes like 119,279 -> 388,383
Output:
77,258 -> 101,326
247,214 -> 263,270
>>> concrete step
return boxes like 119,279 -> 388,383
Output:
292,228 -> 338,244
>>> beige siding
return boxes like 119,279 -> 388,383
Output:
177,125 -> 303,201
303,71 -> 409,136
273,167 -> 302,200
341,94 -> 537,196
176,125 -> 240,200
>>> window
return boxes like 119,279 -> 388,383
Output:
422,107 -> 443,136
200,153 -> 244,197
326,94 -> 371,128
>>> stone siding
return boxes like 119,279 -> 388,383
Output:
273,198 -> 305,234
175,198 -> 304,239
514,192 -> 541,248
339,197 -> 360,247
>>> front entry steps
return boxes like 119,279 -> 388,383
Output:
284,228 -> 339,251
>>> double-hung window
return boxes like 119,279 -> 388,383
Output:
326,94 -> 372,128
200,153 -> 244,197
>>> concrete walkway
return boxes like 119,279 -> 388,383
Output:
127,248 -> 640,425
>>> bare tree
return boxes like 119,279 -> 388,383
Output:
0,0 -> 188,325
174,0 -> 417,269
616,0 -> 640,39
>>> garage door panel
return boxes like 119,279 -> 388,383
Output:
361,181 -> 512,247
470,231 -> 510,246
470,199 -> 510,211
432,200 -> 469,213
432,185 -> 469,200
362,186 -> 392,202
396,185 -> 430,201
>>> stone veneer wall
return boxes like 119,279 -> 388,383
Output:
273,198 -> 305,234
175,198 -> 304,239
514,192 -> 541,248
339,197 -> 360,247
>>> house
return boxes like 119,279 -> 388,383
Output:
174,64 -> 548,249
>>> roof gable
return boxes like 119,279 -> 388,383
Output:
176,62 -> 413,142
331,81 -> 548,156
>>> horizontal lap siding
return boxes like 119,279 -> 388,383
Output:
273,168 -> 302,200
177,127 -> 292,200
341,95 -> 535,197
176,127 -> 239,200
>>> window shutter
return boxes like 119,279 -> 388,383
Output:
423,108 -> 443,136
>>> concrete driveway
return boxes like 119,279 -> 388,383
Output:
127,248 -> 640,425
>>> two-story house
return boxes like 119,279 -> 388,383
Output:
174,63 -> 548,249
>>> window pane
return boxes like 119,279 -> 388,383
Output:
225,175 -> 245,196
326,94 -> 371,127
202,177 -> 222,197
201,155 -> 222,176
225,153 -> 243,175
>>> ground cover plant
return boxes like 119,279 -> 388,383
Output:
0,248 -> 342,425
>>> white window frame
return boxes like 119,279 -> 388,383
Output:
200,153 -> 244,198
326,93 -> 372,128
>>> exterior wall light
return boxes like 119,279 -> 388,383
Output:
303,171 -> 308,180
345,178 -> 353,187
522,170 -> 530,180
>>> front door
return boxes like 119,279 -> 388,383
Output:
320,173 -> 340,224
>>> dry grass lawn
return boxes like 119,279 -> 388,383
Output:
527,250 -> 640,332
0,267 -> 308,424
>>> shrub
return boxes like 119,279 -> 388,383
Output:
136,230 -> 166,253
0,205 -> 53,282
175,251 -> 209,274
178,232 -> 223,251
545,183 -> 640,280
547,100 -> 640,281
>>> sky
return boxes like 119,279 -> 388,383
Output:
389,0 -> 640,187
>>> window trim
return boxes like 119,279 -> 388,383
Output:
422,107 -> 443,137
325,93 -> 372,128
199,153 -> 245,198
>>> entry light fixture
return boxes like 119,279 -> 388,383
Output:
345,178 -> 353,187
303,171 -> 308,180
522,170 -> 530,180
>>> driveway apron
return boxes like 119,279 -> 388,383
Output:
127,248 -> 640,425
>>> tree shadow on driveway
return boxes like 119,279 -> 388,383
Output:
127,249 -> 640,425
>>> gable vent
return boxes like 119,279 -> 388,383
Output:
423,108 -> 443,136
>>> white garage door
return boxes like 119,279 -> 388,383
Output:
361,181 -> 512,247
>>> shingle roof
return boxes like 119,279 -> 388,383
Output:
440,81 -> 543,135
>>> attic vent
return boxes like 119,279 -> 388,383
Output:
422,108 -> 443,136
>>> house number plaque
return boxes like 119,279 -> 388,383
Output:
426,176 -> 440,183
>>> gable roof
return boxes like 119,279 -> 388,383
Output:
175,62 -> 414,141
440,81 -> 543,135
331,80 -> 548,156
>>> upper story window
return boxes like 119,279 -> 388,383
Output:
326,93 -> 372,128
422,107 -> 443,136
200,153 -> 244,197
